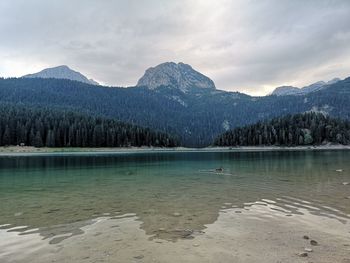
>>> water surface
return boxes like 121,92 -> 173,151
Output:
0,150 -> 349,243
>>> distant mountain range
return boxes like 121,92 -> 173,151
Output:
271,78 -> 341,96
1,62 -> 349,147
22,65 -> 99,85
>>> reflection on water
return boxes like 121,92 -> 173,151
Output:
0,150 -> 349,242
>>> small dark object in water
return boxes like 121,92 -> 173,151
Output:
310,240 -> 318,246
303,235 -> 309,240
215,167 -> 224,172
297,252 -> 308,257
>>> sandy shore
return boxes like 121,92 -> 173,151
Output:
1,205 -> 349,263
0,145 -> 349,156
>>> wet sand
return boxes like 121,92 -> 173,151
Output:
1,205 -> 350,263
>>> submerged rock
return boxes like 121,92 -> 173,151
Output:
297,252 -> 308,257
303,235 -> 310,240
310,240 -> 318,246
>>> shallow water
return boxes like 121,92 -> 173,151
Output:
0,150 -> 349,244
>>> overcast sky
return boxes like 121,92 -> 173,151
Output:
1,0 -> 350,95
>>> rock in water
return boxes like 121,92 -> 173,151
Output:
310,240 -> 318,246
304,248 -> 313,252
303,235 -> 310,240
297,252 -> 308,257
136,62 -> 216,93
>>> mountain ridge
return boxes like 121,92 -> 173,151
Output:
271,78 -> 341,96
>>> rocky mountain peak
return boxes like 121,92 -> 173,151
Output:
23,65 -> 99,85
136,62 -> 216,92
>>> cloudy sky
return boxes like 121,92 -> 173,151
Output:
1,0 -> 350,95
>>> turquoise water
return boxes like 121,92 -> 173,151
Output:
0,150 -> 349,242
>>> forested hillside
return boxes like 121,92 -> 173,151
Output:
0,76 -> 349,146
213,112 -> 350,146
0,105 -> 178,148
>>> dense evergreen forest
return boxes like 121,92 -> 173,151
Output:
0,105 -> 178,148
0,77 -> 349,146
214,112 -> 350,146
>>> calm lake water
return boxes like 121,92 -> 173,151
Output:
0,150 -> 349,244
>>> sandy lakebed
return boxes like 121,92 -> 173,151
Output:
1,205 -> 350,263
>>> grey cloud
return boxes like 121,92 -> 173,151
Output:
1,0 -> 350,95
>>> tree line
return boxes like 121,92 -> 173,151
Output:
214,112 -> 350,146
0,105 -> 178,148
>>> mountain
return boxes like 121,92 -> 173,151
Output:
136,62 -> 216,93
214,112 -> 350,146
271,86 -> 300,96
1,62 -> 350,147
271,78 -> 341,96
0,75 -> 349,147
302,78 -> 341,93
22,65 -> 99,85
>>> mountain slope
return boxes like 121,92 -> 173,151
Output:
23,65 -> 99,85
0,104 -> 178,147
214,112 -> 350,146
0,76 -> 349,147
136,62 -> 216,93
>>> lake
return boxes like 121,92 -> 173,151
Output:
0,150 -> 350,262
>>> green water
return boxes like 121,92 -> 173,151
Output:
0,150 -> 349,242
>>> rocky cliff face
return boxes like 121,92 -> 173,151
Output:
136,62 -> 216,92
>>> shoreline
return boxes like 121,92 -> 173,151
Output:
0,145 -> 350,156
